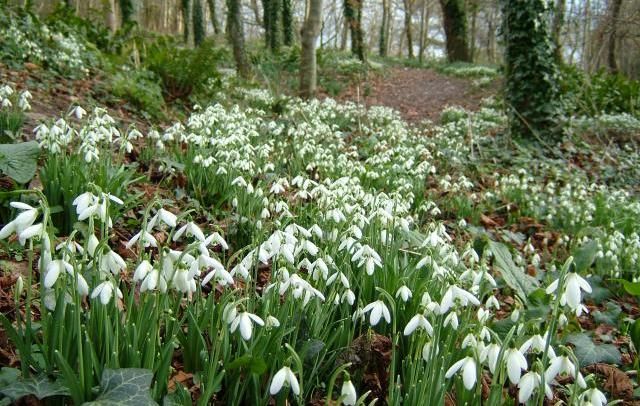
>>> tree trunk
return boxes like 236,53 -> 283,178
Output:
607,0 -> 622,73
439,0 -> 470,62
379,0 -> 390,56
551,0 -> 565,63
300,0 -> 323,97
418,0 -> 431,62
403,0 -> 414,58
207,0 -> 221,34
344,0 -> 365,61
268,0 -> 282,51
468,0 -> 478,62
182,0 -> 191,43
119,0 -> 134,25
193,0 -> 205,45
226,0 -> 251,77
282,0 -> 293,45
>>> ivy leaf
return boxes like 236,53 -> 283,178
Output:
566,333 -> 622,365
573,240 -> 599,273
84,368 -> 156,406
0,141 -> 40,184
488,240 -> 539,303
592,302 -> 621,326
0,373 -> 70,400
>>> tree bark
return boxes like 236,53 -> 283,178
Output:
438,0 -> 470,62
207,0 -> 221,34
226,0 -> 251,77
468,0 -> 478,62
182,0 -> 191,43
379,0 -> 390,56
193,0 -> 205,45
403,0 -> 414,58
607,0 -> 622,73
344,0 -> 365,61
282,0 -> 293,45
418,0 -> 431,62
551,0 -> 565,63
300,0 -> 323,97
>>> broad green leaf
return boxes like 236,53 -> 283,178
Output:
488,240 -> 539,302
573,240 -> 599,272
0,373 -> 70,400
0,368 -> 20,388
84,368 -> 156,406
584,275 -> 612,302
162,385 -> 191,406
301,339 -> 325,363
0,141 -> 39,184
566,333 -> 621,365
631,319 -> 640,353
592,302 -> 621,326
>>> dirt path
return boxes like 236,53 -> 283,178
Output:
338,67 -> 497,123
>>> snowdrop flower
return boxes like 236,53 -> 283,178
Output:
444,311 -> 459,330
546,272 -> 592,309
361,300 -> 391,326
396,285 -> 412,302
147,208 -> 177,230
440,285 -> 480,314
518,371 -> 552,404
445,356 -> 477,390
352,245 -> 382,276
71,105 -> 86,120
44,259 -> 73,288
174,221 -> 206,242
404,313 -> 434,336
0,202 -> 38,241
485,295 -> 500,310
91,280 -> 123,305
341,378 -> 357,405
18,222 -> 44,246
229,311 -> 264,340
520,332 -> 555,358
480,343 -> 501,374
581,387 -> 607,406
265,315 -> 280,328
100,250 -> 127,275
545,355 -> 576,382
125,230 -> 158,249
269,366 -> 300,395
504,347 -> 528,384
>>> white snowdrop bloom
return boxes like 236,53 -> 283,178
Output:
18,222 -> 44,246
546,272 -> 592,309
351,245 -> 382,276
311,258 -> 329,280
581,387 -> 607,406
518,371 -> 552,404
201,263 -> 234,287
445,356 -> 477,390
396,285 -> 412,302
269,366 -> 300,396
147,208 -> 177,230
202,232 -> 229,250
480,343 -> 501,374
520,332 -> 555,358
404,313 -> 434,336
422,341 -> 439,361
558,313 -> 568,328
485,295 -> 500,310
341,379 -> 357,405
173,221 -> 206,242
477,308 -> 491,324
309,224 -> 323,239
125,230 -> 158,249
444,312 -> 459,330
141,269 -> 167,293
0,202 -> 38,241
504,348 -> 528,384
44,259 -> 73,288
91,281 -> 123,305
545,355 -> 576,382
439,285 -> 480,314
327,272 -> 350,289
100,250 -> 127,275
71,105 -> 86,120
461,334 -> 477,349
133,260 -> 153,282
229,311 -> 264,340
361,300 -> 391,326
341,289 -> 356,305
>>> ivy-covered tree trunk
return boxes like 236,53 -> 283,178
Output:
192,0 -> 205,46
119,0 -> 134,25
207,0 -> 221,34
300,0 -> 323,97
379,0 -> 390,56
403,0 -> 414,58
344,0 -> 365,61
551,0 -> 566,63
607,0 -> 622,73
267,0 -> 282,51
227,0 -> 250,78
282,0 -> 293,46
181,0 -> 191,43
438,0 -> 470,62
501,0 -> 560,138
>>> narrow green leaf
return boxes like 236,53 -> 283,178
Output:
488,240 -> 539,302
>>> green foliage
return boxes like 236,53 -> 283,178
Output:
46,3 -> 111,51
439,62 -> 498,79
0,141 -> 39,184
0,373 -> 70,401
119,0 -> 135,26
565,333 -> 622,365
487,240 -> 539,302
145,37 -> 225,101
110,69 -> 165,119
85,369 -> 155,405
0,112 -> 25,143
501,0 -> 560,138
560,66 -> 640,117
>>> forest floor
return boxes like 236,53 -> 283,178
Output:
335,67 -> 497,122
